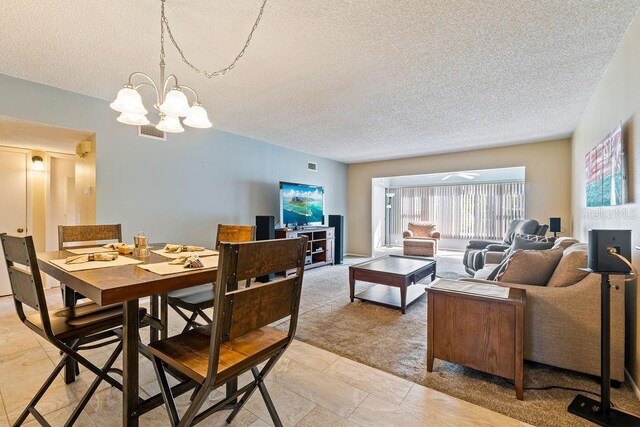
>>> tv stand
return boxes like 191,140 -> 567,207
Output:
276,226 -> 334,274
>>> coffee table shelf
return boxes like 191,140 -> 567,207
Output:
349,255 -> 436,314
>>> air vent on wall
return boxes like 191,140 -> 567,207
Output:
138,125 -> 166,141
307,161 -> 317,172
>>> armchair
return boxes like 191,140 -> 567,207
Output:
402,221 -> 440,256
463,219 -> 548,275
402,221 -> 441,240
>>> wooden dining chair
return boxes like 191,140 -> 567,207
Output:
149,237 -> 307,427
166,224 -> 255,333
58,224 -> 123,306
0,233 -> 147,426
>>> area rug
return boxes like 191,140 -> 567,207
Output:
276,254 -> 640,427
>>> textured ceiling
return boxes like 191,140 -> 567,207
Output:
0,116 -> 93,154
0,1 -> 638,163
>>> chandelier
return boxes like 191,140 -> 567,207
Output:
110,0 -> 267,133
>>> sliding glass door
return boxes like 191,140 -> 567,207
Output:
387,181 -> 525,244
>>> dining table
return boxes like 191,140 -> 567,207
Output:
36,244 -> 220,427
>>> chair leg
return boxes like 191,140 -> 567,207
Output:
226,356 -> 283,426
255,372 -> 283,427
64,342 -> 123,427
179,384 -> 211,427
152,357 -> 180,427
195,308 -> 211,324
14,353 -> 70,426
180,311 -> 200,333
59,343 -> 123,391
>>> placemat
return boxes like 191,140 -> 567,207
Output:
49,256 -> 144,272
151,248 -> 218,259
138,255 -> 219,275
66,246 -> 122,255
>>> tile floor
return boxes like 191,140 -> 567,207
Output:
0,289 -> 528,426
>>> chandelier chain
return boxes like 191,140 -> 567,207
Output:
160,0 -> 267,79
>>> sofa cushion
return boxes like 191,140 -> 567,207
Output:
552,237 -> 580,250
503,235 -> 555,259
495,247 -> 564,285
473,264 -> 499,280
547,243 -> 590,287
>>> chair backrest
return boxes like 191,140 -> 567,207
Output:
0,234 -> 51,330
536,224 -> 549,236
215,224 -> 255,250
207,237 -> 307,380
503,219 -> 540,245
408,221 -> 436,237
58,224 -> 122,250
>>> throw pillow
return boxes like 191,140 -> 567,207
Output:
552,237 -> 579,250
495,247 -> 564,286
503,235 -> 556,259
547,243 -> 590,287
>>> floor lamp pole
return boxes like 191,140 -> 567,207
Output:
568,273 -> 640,426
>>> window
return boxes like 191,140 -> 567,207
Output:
387,181 -> 525,242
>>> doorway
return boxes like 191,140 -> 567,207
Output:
0,148 -> 29,296
0,116 -> 95,294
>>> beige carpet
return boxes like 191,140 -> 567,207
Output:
276,256 -> 640,427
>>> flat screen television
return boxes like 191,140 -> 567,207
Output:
279,181 -> 324,227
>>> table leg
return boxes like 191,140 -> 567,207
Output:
515,304 -> 524,400
161,293 -> 168,340
427,291 -> 434,372
63,285 -> 77,384
123,299 -> 140,427
150,295 -> 159,343
349,270 -> 355,302
400,283 -> 407,314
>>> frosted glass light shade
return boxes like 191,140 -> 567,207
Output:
183,104 -> 212,128
110,87 -> 147,115
159,89 -> 190,117
117,112 -> 150,126
156,115 -> 184,133
32,156 -> 44,171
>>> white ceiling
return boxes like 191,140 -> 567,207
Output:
0,1 -> 638,163
0,116 -> 93,154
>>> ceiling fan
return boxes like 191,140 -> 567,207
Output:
441,172 -> 480,181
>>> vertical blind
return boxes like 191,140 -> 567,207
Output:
388,182 -> 525,242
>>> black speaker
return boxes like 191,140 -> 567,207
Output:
256,215 -> 275,241
549,217 -> 561,233
328,214 -> 344,264
588,229 -> 631,274
255,215 -> 275,282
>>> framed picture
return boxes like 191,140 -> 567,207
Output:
585,124 -> 627,207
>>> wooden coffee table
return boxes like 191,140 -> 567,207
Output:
426,279 -> 526,400
349,255 -> 436,314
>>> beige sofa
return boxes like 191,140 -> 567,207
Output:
462,241 -> 626,382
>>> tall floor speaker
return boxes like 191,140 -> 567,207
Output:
328,214 -> 344,264
255,215 -> 275,282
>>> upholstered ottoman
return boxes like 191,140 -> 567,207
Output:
403,238 -> 437,257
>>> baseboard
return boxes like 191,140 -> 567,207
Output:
345,253 -> 371,257
625,368 -> 640,401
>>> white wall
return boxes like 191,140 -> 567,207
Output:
571,10 -> 640,383
0,74 -> 348,247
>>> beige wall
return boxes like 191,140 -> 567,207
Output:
30,149 -> 46,252
75,137 -> 96,225
347,138 -> 572,255
571,10 -> 640,383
